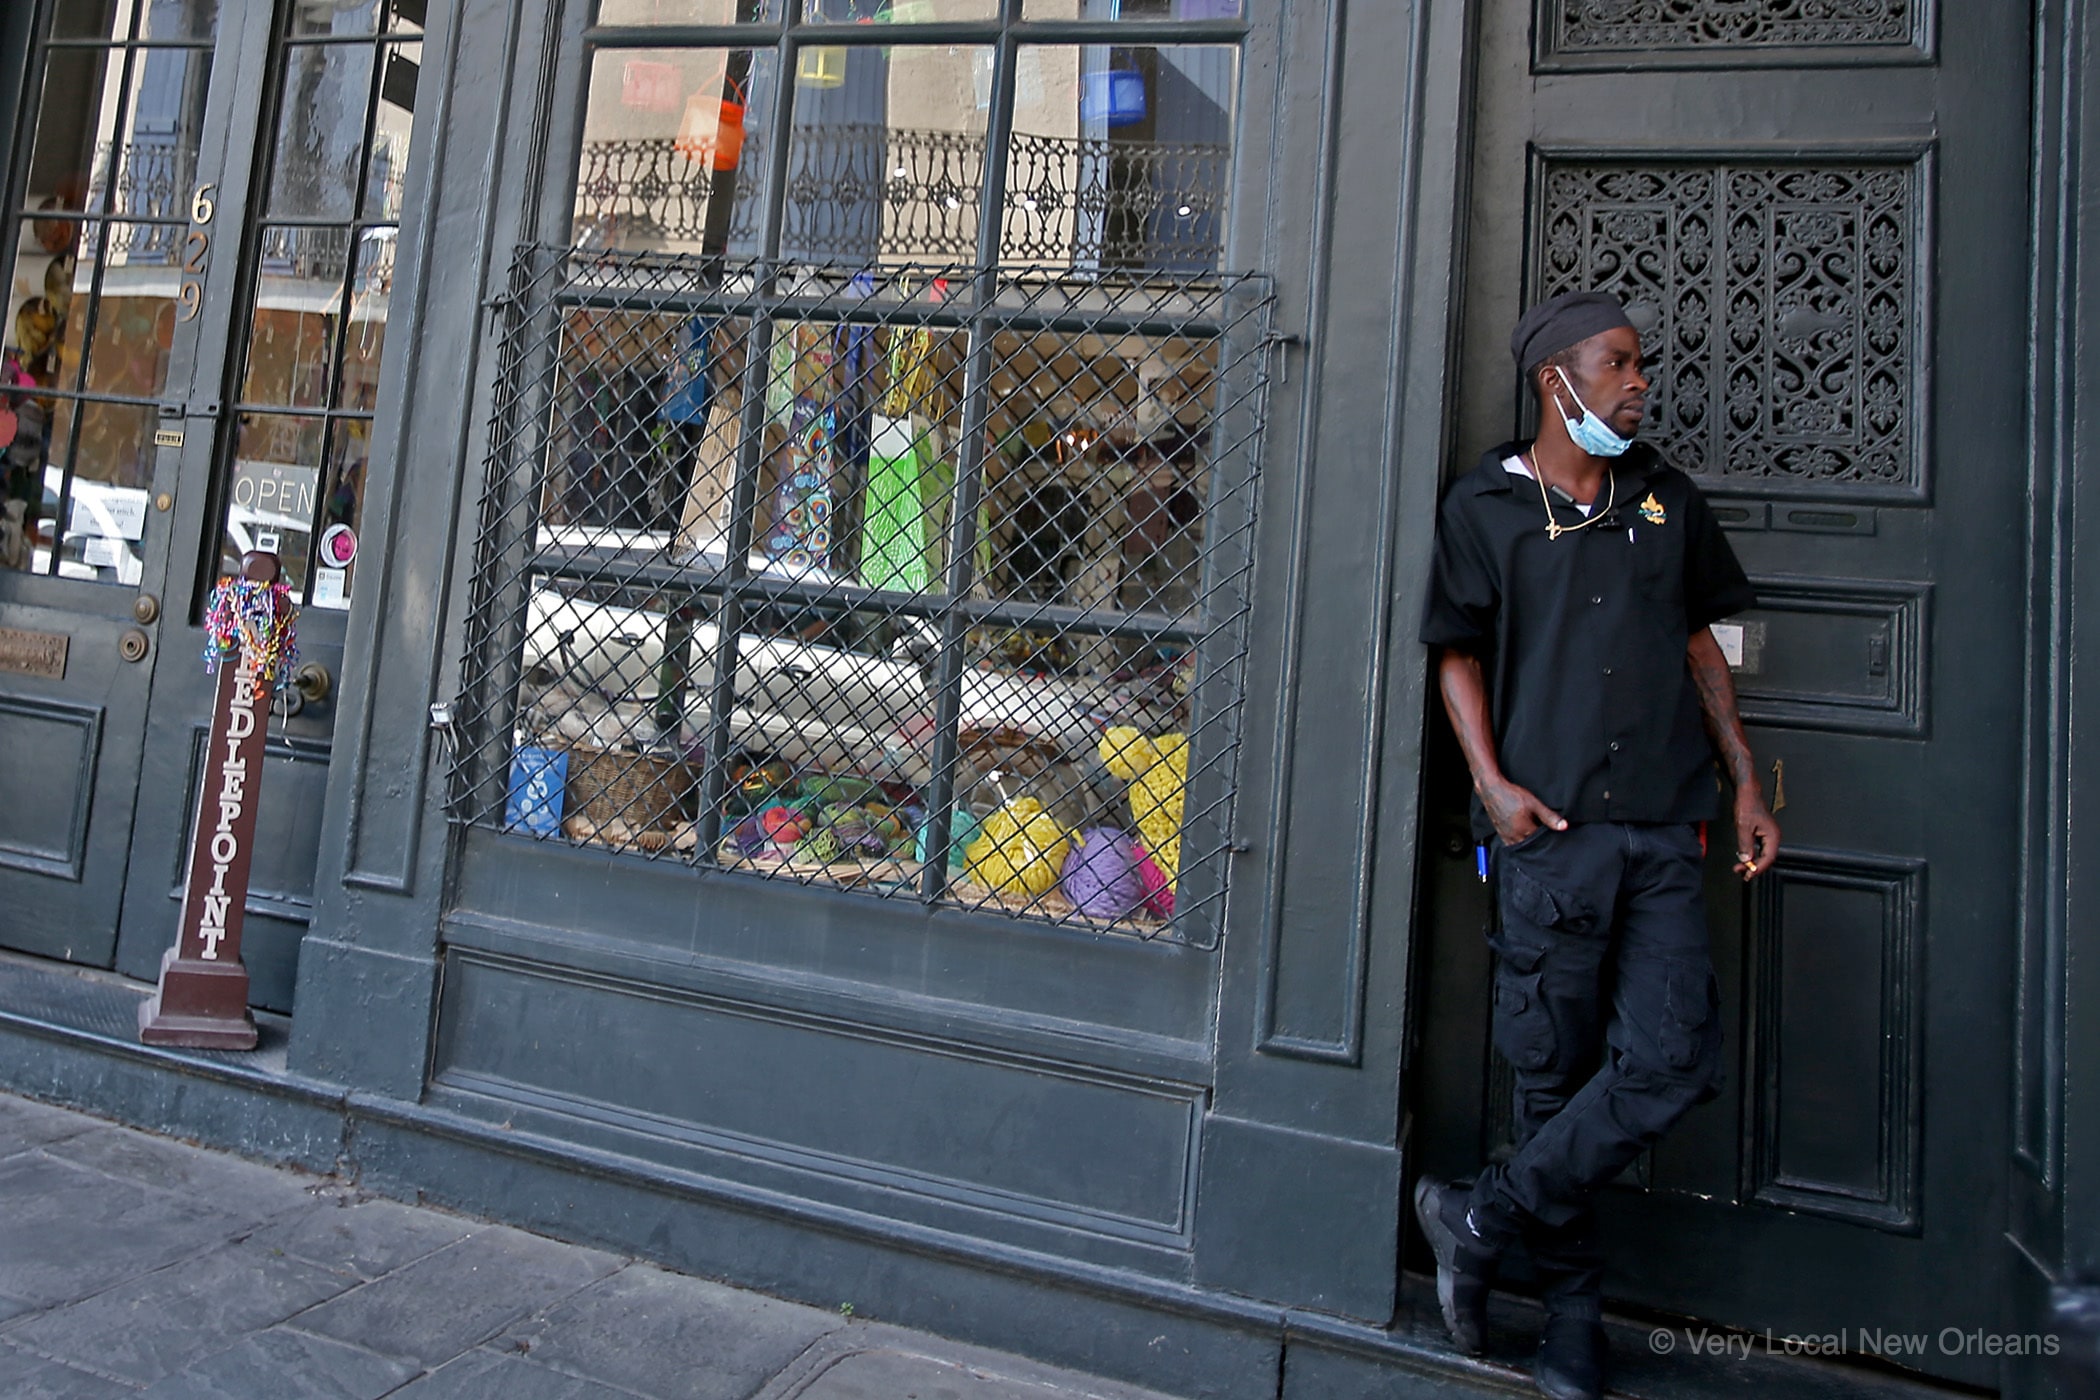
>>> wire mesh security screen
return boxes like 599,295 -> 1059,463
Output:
450,2 -> 1267,943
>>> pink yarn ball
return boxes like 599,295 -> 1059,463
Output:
1133,841 -> 1174,919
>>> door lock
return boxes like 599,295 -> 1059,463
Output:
290,662 -> 331,705
132,594 -> 160,626
118,628 -> 150,663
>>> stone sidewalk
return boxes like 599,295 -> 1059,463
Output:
0,1091 -> 1191,1400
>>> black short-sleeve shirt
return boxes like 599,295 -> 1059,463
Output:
1420,441 -> 1756,839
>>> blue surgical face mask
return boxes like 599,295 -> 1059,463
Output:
1554,372 -> 1635,458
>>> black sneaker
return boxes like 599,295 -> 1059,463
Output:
1534,1315 -> 1608,1400
1412,1176 -> 1497,1356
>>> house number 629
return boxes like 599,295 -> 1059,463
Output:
176,184 -> 215,322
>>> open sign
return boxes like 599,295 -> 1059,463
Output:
230,459 -> 317,524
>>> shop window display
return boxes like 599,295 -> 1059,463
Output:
453,3 -> 1263,941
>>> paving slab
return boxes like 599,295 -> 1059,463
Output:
793,1345 -> 1161,1400
243,1194 -> 476,1281
0,1152 -> 249,1307
138,1325 -> 419,1400
0,1095 -> 99,1154
499,1261 -> 844,1400
384,1347 -> 647,1399
1,1238 -> 356,1386
57,1123 -> 327,1226
292,1224 -> 624,1368
0,1338 -> 138,1399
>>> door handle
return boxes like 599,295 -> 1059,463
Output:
291,663 -> 331,704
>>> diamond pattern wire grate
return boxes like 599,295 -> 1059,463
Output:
452,245 -> 1274,945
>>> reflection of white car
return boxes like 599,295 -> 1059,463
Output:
34,468 -> 145,586
521,544 -> 1174,780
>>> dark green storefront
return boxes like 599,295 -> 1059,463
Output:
0,0 -> 2096,1395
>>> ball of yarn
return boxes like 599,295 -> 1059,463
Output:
1061,828 -> 1145,919
963,798 -> 1069,900
1133,841 -> 1175,920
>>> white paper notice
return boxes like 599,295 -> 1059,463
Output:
312,567 -> 350,610
1710,622 -> 1746,668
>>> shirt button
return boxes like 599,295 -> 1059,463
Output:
1590,596 -> 1603,605
1602,667 -> 1613,677
1610,741 -> 1621,752
1603,791 -> 1611,800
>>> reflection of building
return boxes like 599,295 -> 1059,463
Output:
2,6 -> 2099,1400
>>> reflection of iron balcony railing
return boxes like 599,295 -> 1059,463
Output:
84,139 -> 409,236
573,126 -> 1229,269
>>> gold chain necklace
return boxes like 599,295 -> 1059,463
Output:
1526,453 -> 1616,541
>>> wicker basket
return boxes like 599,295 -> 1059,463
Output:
563,744 -> 690,830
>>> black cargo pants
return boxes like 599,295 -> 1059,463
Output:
1468,821 -> 1724,1318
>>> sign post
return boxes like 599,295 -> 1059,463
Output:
139,551 -> 293,1049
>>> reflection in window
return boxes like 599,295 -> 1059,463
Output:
2,0 -> 216,582
572,40 -> 1236,271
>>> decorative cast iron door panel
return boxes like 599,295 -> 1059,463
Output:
1534,159 -> 1921,497
1409,0 -> 2028,1386
1540,0 -> 1931,64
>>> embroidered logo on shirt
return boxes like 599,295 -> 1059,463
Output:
1638,492 -> 1667,526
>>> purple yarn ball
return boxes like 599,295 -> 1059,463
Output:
1061,828 -> 1146,919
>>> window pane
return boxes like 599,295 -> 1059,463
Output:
1002,44 -> 1235,273
49,399 -> 157,583
364,41 -> 419,220
574,48 -> 778,256
1022,0 -> 1241,17
784,45 -> 992,263
80,222 -> 183,399
220,413 -> 324,594
800,0 -> 996,21
338,228 -> 396,410
309,418 -> 369,610
51,0 -> 134,42
22,46 -> 212,223
594,0 -> 780,24
287,0 -> 380,38
265,42 -> 377,221
10,232 -> 84,395
139,0 -> 220,42
241,225 -> 351,409
976,327 -> 1220,616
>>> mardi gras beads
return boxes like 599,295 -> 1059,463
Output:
201,577 -> 299,687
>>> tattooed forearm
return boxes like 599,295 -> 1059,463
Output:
1687,628 -> 1761,795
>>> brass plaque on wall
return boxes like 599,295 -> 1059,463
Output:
0,627 -> 69,679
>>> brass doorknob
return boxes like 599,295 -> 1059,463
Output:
291,662 -> 331,704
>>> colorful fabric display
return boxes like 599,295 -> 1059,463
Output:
764,397 -> 836,568
861,415 -> 930,592
660,317 -> 716,426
